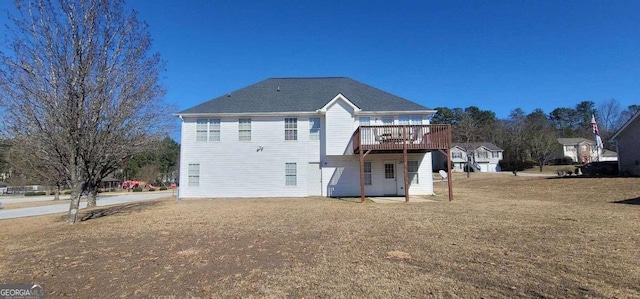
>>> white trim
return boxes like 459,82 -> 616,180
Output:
318,93 -> 361,113
356,110 -> 437,116
175,111 -> 322,118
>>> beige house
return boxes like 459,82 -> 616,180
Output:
557,138 -> 598,163
610,111 -> 640,176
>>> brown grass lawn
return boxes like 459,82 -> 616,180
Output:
0,175 -> 639,298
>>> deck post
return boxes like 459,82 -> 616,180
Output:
403,126 -> 409,203
359,146 -> 365,203
446,125 -> 453,201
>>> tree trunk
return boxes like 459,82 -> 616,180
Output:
87,183 -> 98,207
68,167 -> 83,224
539,163 -> 543,172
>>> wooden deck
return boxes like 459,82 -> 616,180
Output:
353,124 -> 452,153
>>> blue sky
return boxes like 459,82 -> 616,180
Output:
2,1 -> 639,122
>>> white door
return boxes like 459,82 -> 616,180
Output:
479,163 -> 488,172
396,162 -> 406,196
307,162 -> 322,196
383,162 -> 397,195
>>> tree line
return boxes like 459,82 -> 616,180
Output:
431,99 -> 639,171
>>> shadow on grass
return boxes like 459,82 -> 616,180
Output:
79,200 -> 164,222
611,197 -> 640,205
546,175 -> 620,180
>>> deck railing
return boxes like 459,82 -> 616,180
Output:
353,124 -> 451,153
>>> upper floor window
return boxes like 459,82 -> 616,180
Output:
452,152 -> 463,159
309,118 -> 320,140
410,116 -> 423,125
238,118 -> 251,141
285,118 -> 298,140
381,117 -> 394,125
359,117 -> 370,126
399,116 -> 409,125
196,119 -> 220,142
477,151 -> 488,159
492,152 -> 500,158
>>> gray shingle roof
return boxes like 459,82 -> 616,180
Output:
177,77 -> 430,114
452,142 -> 503,151
557,138 -> 594,145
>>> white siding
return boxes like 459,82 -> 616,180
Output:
178,106 -> 437,198
322,153 -> 433,197
179,116 -> 321,198
325,99 -> 355,155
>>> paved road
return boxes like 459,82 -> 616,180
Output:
0,191 -> 174,220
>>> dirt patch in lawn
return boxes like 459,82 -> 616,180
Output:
0,175 -> 639,298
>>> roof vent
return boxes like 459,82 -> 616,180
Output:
227,93 -> 231,97
277,86 -> 280,92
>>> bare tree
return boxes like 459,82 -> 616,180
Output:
598,98 -> 621,133
0,0 -> 173,223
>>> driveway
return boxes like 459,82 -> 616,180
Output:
0,191 -> 174,220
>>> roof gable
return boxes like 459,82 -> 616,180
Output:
177,77 -> 431,115
451,142 -> 503,151
610,110 -> 640,141
557,138 -> 594,145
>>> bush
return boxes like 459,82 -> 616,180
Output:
132,187 -> 143,192
109,188 -> 117,192
499,160 -> 536,171
551,156 -> 575,165
581,162 -> 618,176
159,186 -> 167,191
148,188 -> 156,192
24,191 -> 46,196
63,190 -> 72,195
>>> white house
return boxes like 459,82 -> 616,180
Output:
610,111 -> 640,176
176,77 -> 452,199
433,142 -> 503,173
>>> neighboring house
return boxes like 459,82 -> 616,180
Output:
433,142 -> 503,173
556,138 -> 617,163
610,111 -> 640,176
175,77 -> 452,199
557,138 -> 598,163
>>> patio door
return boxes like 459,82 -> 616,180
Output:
383,161 -> 397,195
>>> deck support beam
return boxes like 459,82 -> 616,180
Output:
403,126 -> 409,202
359,149 -> 372,203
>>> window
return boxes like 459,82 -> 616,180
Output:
188,164 -> 200,187
364,161 -> 372,185
196,119 -> 220,142
285,118 -> 297,140
309,118 -> 320,140
477,151 -> 488,159
384,163 -> 395,179
492,152 -> 500,158
285,163 -> 297,186
410,116 -> 423,125
408,160 -> 419,184
398,116 -> 409,125
359,117 -> 370,126
452,152 -> 463,159
238,118 -> 251,141
381,117 -> 394,125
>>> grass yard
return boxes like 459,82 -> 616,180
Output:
0,174 -> 638,298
